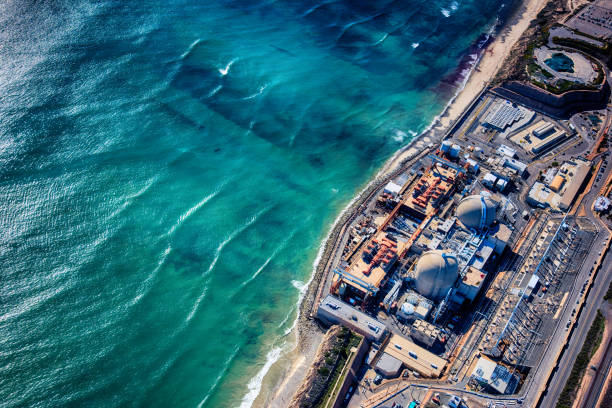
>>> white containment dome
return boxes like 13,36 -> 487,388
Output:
414,250 -> 459,300
456,195 -> 496,231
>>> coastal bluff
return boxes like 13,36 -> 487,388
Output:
492,79 -> 611,119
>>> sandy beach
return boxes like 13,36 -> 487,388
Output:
255,0 -> 551,406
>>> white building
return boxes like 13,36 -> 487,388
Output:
471,356 -> 519,394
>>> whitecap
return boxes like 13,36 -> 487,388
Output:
239,346 -> 284,408
204,205 -> 272,277
207,85 -> 223,98
240,254 -> 275,289
411,42 -> 420,49
393,129 -> 407,143
218,58 -> 237,76
240,226 -> 296,289
373,32 -> 389,46
180,38 -> 202,60
241,84 -> 268,101
166,180 -> 229,237
441,8 -> 451,18
127,244 -> 172,307
196,345 -> 241,408
109,176 -> 159,219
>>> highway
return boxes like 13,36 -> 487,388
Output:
538,264 -> 612,407
581,304 -> 612,408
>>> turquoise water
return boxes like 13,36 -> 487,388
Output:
0,1 -> 515,407
545,52 -> 575,73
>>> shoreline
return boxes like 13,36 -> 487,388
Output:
252,0 -> 550,406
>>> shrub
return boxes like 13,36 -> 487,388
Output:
318,366 -> 330,376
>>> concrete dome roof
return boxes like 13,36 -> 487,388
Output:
456,195 -> 496,231
414,250 -> 458,300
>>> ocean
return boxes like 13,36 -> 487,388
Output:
0,0 -> 517,407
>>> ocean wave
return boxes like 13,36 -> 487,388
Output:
165,180 -> 228,237
372,32 -> 389,46
239,346 -> 283,408
411,42 -> 420,49
196,345 -> 241,408
127,244 -> 172,308
204,205 -> 272,277
184,206 -> 273,325
239,251 -> 275,289
218,58 -> 238,76
441,0 -> 460,18
334,12 -> 383,44
184,284 -> 208,325
207,84 -> 223,98
300,0 -> 338,18
180,38 -> 202,60
109,176 -> 160,219
241,84 -> 268,101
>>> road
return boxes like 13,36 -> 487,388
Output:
538,263 -> 612,408
581,303 -> 612,408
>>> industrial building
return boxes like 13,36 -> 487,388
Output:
378,333 -> 447,378
471,356 -> 519,395
317,295 -> 386,342
396,290 -> 434,322
403,162 -> 462,219
458,266 -> 487,302
410,319 -> 445,348
330,157 -> 465,307
509,120 -> 569,155
482,100 -> 526,132
527,182 -> 560,209
413,250 -> 459,301
527,158 -> 591,211
455,195 -> 497,232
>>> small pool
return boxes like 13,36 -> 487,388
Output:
544,53 -> 575,73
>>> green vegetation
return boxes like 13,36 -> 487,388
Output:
605,281 -> 612,304
311,327 -> 362,408
556,310 -> 606,408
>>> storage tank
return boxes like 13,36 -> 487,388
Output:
441,140 -> 452,153
450,144 -> 461,158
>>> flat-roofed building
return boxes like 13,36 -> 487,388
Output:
375,352 -> 403,377
471,356 -> 519,395
317,295 -> 386,342
410,319 -> 444,348
482,101 -> 525,132
527,182 -> 560,209
381,334 -> 447,378
458,266 -> 487,301
527,159 -> 590,211
531,127 -> 567,154
558,158 -> 590,211
533,122 -> 555,138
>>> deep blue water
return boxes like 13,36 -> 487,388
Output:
0,0 -> 516,407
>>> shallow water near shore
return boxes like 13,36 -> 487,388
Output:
0,0 -> 517,407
